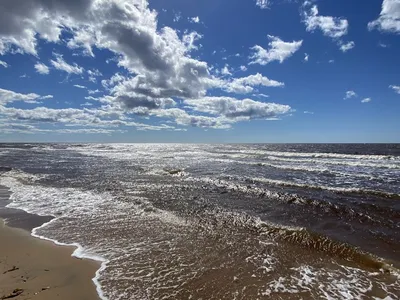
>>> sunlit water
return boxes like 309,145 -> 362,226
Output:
0,143 -> 399,299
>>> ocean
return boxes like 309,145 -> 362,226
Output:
0,143 -> 399,299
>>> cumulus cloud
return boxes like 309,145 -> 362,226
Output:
51,53 -> 84,74
339,41 -> 355,52
240,65 -> 247,72
302,2 -> 349,38
34,62 -> 50,74
74,84 -> 87,89
361,97 -> 372,103
182,31 -> 203,52
304,53 -> 309,62
185,97 -> 291,121
0,88 -> 41,104
389,85 -> 400,94
0,104 -> 179,132
0,122 -> 126,135
249,35 -> 303,65
0,0 -> 85,55
344,90 -> 357,99
368,0 -> 400,33
256,0 -> 269,9
224,73 -> 284,94
0,0 -> 293,131
0,60 -> 9,68
150,108 -> 231,129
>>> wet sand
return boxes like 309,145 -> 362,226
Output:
0,185 -> 100,300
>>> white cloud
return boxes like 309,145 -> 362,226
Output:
0,60 -> 8,68
150,108 -> 231,129
361,97 -> 372,103
329,59 -> 335,63
240,65 -> 247,72
87,69 -> 103,82
101,73 -> 126,90
85,96 -> 99,101
40,95 -> 53,99
253,93 -> 269,98
0,0 -> 293,131
88,89 -> 101,95
74,84 -> 86,89
34,62 -> 50,75
249,35 -> 303,65
339,41 -> 355,52
221,64 -> 232,76
378,42 -> 389,48
0,88 -> 41,105
304,53 -> 309,62
344,90 -> 357,99
256,0 -> 270,9
368,0 -> 400,33
0,105 -> 179,131
389,85 -> 400,94
190,16 -> 200,23
223,73 -> 284,94
67,28 -> 96,56
182,31 -> 203,52
185,97 -> 291,121
50,53 -> 84,74
173,12 -> 182,22
302,3 -> 349,38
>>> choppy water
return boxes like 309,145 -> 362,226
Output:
0,143 -> 399,299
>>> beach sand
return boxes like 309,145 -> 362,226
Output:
0,186 -> 100,300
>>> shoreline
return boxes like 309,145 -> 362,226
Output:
0,185 -> 103,300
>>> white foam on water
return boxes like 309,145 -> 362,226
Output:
0,150 -> 10,156
0,170 -> 194,299
219,149 -> 400,161
248,176 -> 400,197
30,218 -> 109,300
0,172 -> 110,300
259,264 -> 400,299
266,155 -> 400,169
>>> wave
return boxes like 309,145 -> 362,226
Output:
258,223 -> 387,270
30,218 -> 109,300
192,209 -> 395,272
184,176 -> 398,230
265,155 -> 400,169
0,173 -> 109,300
211,158 -> 385,180
186,174 -> 400,202
217,149 -> 400,161
246,176 -> 400,199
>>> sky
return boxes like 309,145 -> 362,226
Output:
0,0 -> 399,143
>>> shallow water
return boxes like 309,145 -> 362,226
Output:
0,143 -> 399,299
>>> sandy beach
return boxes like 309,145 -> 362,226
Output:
0,185 -> 100,300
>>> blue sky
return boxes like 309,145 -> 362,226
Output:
0,0 -> 399,143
